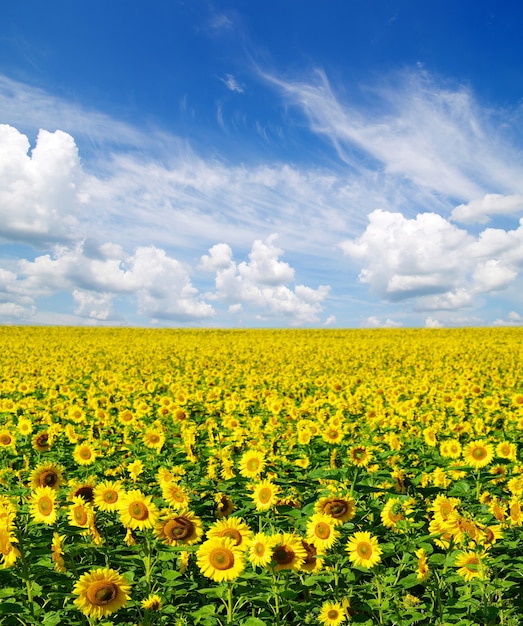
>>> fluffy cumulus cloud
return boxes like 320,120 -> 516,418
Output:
16,242 -> 215,323
0,124 -> 85,246
341,209 -> 523,312
452,194 -> 523,224
201,235 -> 330,324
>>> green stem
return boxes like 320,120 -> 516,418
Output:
375,575 -> 384,625
15,525 -> 35,620
271,572 -> 280,622
349,467 -> 359,498
227,582 -> 234,625
143,534 -> 153,595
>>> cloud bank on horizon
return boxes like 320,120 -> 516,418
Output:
1,2 -> 522,328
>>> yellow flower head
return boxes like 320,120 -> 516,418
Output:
161,481 -> 190,509
239,450 -> 266,479
118,490 -> 159,530
270,533 -> 307,572
315,496 -> 356,524
463,440 -> 494,469
30,462 -> 64,490
318,600 -> 347,626
306,513 -> 340,551
455,550 -> 485,581
154,509 -> 203,546
247,532 -> 279,568
73,442 -> 98,466
29,486 -> 58,525
346,531 -> 382,569
251,480 -> 280,512
93,480 -> 124,512
207,517 -> 252,551
196,537 -> 245,582
73,567 -> 131,619
141,593 -> 162,612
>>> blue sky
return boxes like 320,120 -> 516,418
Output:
1,0 -> 523,328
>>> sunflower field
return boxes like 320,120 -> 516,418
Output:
1,326 -> 523,626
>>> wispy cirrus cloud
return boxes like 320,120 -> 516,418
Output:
262,68 -> 523,204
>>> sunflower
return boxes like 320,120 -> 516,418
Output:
154,509 -> 203,546
315,496 -> 356,524
318,600 -> 347,626
32,430 -> 51,452
196,537 -> 245,582
496,441 -> 517,461
141,594 -> 162,612
29,486 -> 58,525
161,481 -> 190,509
73,442 -> 98,466
51,532 -> 66,572
127,459 -> 144,481
270,533 -> 307,572
68,496 -> 94,528
118,409 -> 136,427
511,393 -> 523,408
247,532 -> 278,568
0,527 -> 20,569
430,495 -> 461,524
239,450 -> 266,479
118,490 -> 159,530
346,531 -> 382,569
73,567 -> 131,619
251,480 -> 280,512
463,440 -> 494,469
322,425 -> 345,445
380,497 -> 414,531
215,492 -> 235,517
93,480 -> 124,512
300,539 -> 324,573
306,513 -> 340,552
16,417 -> 33,437
455,550 -> 485,581
207,517 -> 252,551
143,428 -> 165,452
439,439 -> 462,459
0,429 -> 16,449
348,445 -> 372,467
509,498 -> 523,526
30,462 -> 64,490
483,524 -> 503,548
69,479 -> 96,504
415,548 -> 429,582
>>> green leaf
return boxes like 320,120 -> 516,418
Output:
241,618 -> 268,626
0,602 -> 26,615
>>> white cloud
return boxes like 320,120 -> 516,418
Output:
221,74 -> 244,93
265,69 -> 523,202
199,243 -> 233,271
0,125 -> 83,246
342,209 -> 523,312
425,317 -> 443,328
366,316 -> 402,328
201,235 -> 330,324
73,289 -> 114,321
493,311 -> 523,326
452,194 -> 523,224
17,242 -> 216,323
341,209 -> 473,301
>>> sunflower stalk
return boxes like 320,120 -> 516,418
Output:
14,523 -> 36,621
374,574 -> 385,625
143,533 -> 155,596
349,467 -> 359,498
